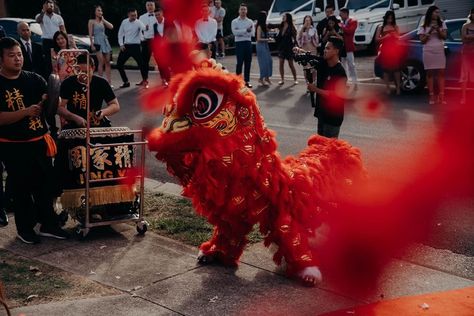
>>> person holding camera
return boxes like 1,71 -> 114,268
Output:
418,5 -> 447,105
0,37 -> 68,243
298,37 -> 347,138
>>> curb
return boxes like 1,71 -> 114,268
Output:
144,178 -> 182,197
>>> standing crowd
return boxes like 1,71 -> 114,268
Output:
0,0 -> 473,244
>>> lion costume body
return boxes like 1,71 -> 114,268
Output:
148,60 -> 365,284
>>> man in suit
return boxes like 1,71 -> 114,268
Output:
153,7 -> 171,86
17,22 -> 45,78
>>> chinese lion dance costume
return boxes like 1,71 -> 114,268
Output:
148,59 -> 366,285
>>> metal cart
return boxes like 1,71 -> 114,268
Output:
54,49 -> 148,239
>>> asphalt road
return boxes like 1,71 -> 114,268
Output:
109,57 -> 473,258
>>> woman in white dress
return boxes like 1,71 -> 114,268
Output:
418,5 -> 447,105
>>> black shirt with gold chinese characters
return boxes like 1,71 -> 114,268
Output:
0,71 -> 48,141
59,75 -> 116,128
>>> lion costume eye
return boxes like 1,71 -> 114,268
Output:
192,88 -> 224,121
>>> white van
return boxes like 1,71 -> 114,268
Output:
266,0 -> 347,27
349,0 -> 473,50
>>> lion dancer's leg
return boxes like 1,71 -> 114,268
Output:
198,220 -> 253,266
271,213 -> 322,286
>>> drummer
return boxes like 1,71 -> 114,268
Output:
57,54 -> 119,129
0,37 -> 68,243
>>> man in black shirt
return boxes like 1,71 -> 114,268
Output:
307,36 -> 347,138
0,37 -> 68,243
58,55 -> 120,128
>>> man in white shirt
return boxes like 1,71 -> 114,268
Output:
195,5 -> 218,59
231,3 -> 254,88
35,0 -> 66,77
117,8 -> 147,88
212,0 -> 226,58
139,1 -> 157,88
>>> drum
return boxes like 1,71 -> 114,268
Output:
46,73 -> 61,119
56,127 -> 136,209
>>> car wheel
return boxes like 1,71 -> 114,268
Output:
401,61 -> 426,93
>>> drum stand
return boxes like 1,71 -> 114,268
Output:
57,49 -> 149,239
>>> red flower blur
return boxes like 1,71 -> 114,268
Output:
377,35 -> 408,72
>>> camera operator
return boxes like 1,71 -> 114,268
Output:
295,36 -> 347,138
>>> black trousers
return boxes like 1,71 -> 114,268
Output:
141,39 -> 154,80
1,140 -> 58,234
235,41 -> 252,83
304,68 -> 316,108
116,44 -> 146,83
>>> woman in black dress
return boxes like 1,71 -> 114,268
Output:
277,13 -> 298,85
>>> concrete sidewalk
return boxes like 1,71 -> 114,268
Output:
1,179 -> 473,315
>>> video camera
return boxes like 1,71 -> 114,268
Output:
293,52 -> 320,68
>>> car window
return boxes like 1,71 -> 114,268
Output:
393,0 -> 405,8
0,20 -> 18,37
421,0 -> 433,4
407,0 -> 418,6
315,0 -> 324,11
447,21 -> 464,42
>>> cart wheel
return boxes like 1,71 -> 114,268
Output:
75,226 -> 90,240
136,221 -> 148,235
58,211 -> 69,227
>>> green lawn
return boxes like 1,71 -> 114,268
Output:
0,250 -> 117,308
144,191 -> 263,247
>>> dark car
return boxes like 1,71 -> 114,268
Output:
375,18 -> 467,93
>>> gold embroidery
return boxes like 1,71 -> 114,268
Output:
28,117 -> 44,130
201,108 -> 237,136
292,235 -> 301,246
222,155 -> 233,165
72,91 -> 87,110
5,88 -> 25,111
114,145 -> 132,168
91,147 -> 112,171
255,204 -> 269,216
280,224 -> 290,233
232,195 -> 245,206
300,254 -> 312,261
69,146 -> 86,171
